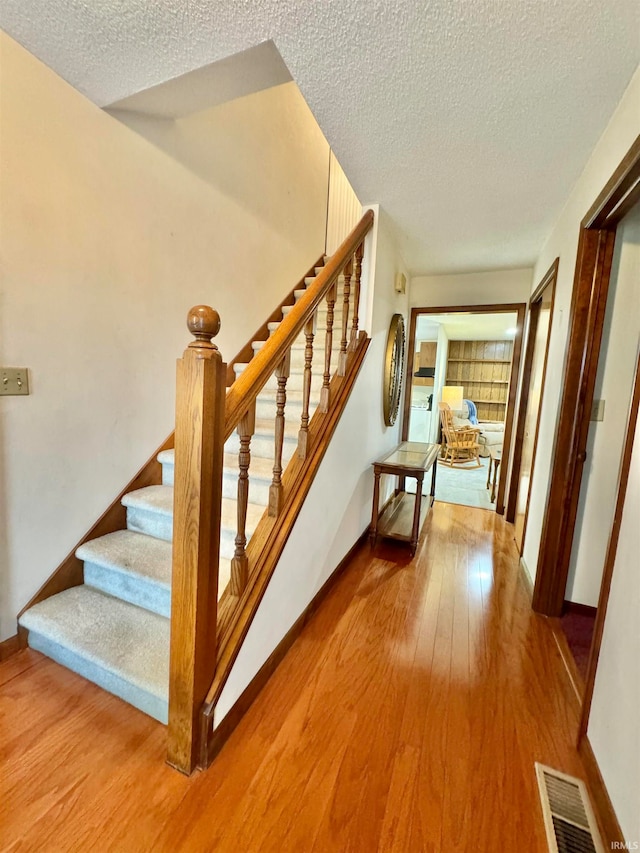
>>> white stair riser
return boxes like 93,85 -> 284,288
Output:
84,561 -> 171,618
127,506 -> 172,543
125,504 -> 258,562
236,364 -> 338,399
161,457 -> 268,504
226,431 -> 298,458
251,344 -> 342,372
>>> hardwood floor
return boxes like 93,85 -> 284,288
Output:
1,503 -> 587,852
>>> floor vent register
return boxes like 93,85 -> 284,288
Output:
535,763 -> 605,853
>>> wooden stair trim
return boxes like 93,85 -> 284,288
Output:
224,210 -> 374,441
225,255 -> 325,387
200,332 -> 371,767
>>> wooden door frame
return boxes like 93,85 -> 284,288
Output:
506,259 -> 559,541
579,347 -> 640,742
402,302 -> 526,514
532,135 -> 640,616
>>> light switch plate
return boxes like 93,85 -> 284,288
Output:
590,398 -> 605,422
1,367 -> 30,396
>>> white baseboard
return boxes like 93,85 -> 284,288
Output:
519,555 -> 534,599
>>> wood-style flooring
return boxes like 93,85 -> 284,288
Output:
1,503 -> 586,852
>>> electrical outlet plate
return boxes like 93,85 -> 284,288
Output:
1,367 -> 30,396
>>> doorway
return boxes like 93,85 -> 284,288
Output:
507,260 -> 558,552
402,303 -> 526,514
533,136 -> 640,618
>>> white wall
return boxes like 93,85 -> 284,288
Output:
0,34 -> 330,640
522,65 -> 640,589
431,326 -> 450,443
410,268 -> 532,308
111,81 -> 330,275
215,207 -> 410,723
588,403 -> 640,843
326,150 -> 363,255
566,208 -> 640,604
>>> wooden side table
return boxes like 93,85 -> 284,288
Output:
486,448 -> 502,503
370,441 -> 440,554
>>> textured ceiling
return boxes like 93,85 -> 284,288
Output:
2,1 -> 638,274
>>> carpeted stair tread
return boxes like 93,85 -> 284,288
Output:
19,586 -> 169,722
78,529 -> 172,617
123,484 -> 265,523
122,484 -> 174,516
77,530 -> 171,587
159,449 -> 276,483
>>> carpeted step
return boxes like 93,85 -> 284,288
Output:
225,416 -> 298,459
78,527 -> 232,614
159,449 -> 275,506
122,485 -> 265,561
122,484 -> 174,542
18,586 -> 170,723
78,529 -> 172,617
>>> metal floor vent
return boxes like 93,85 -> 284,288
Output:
535,763 -> 605,853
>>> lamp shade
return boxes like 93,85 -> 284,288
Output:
441,385 -> 464,411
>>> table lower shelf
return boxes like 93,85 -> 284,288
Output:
376,491 -> 431,543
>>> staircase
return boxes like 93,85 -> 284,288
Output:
18,210 -> 374,772
18,260 -> 347,723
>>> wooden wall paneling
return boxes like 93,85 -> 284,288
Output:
533,136 -> 639,616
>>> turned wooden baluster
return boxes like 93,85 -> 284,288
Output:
319,282 -> 337,413
349,242 -> 364,351
337,259 -> 352,376
269,350 -> 291,517
168,305 -> 226,776
230,400 -> 256,595
298,313 -> 316,460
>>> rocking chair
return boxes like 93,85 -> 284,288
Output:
438,402 -> 481,467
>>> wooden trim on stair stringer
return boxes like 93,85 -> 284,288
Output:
17,433 -> 175,629
199,332 -> 371,768
225,255 -> 326,387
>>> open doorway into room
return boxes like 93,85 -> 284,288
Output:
531,139 -> 640,764
507,259 -> 558,552
553,204 -> 639,691
402,304 -> 525,513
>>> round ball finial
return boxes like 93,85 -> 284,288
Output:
187,305 -> 220,347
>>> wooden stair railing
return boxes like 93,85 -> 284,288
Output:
168,209 -> 375,774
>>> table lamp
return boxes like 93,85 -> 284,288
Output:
441,385 -> 464,411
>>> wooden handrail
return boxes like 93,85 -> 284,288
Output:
223,209 -> 374,440
169,209 -> 374,775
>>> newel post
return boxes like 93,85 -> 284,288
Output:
167,305 -> 226,775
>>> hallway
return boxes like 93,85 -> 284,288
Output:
1,504 -> 586,852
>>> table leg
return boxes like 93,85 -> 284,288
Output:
411,473 -> 424,554
370,470 -> 381,545
430,458 -> 437,506
491,460 -> 500,503
486,457 -> 492,490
